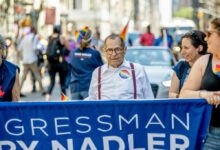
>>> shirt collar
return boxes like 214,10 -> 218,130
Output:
102,59 -> 131,73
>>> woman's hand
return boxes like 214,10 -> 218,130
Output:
12,70 -> 20,101
200,91 -> 220,105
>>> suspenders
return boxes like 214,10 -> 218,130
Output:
98,66 -> 102,100
130,63 -> 137,99
97,63 -> 137,100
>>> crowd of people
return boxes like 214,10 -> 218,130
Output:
1,25 -> 105,101
0,17 -> 220,149
131,25 -> 174,49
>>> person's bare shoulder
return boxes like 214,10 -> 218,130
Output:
193,54 -> 210,75
194,54 -> 209,67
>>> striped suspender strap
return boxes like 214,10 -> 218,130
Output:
98,64 -> 136,99
130,63 -> 137,99
98,66 -> 101,100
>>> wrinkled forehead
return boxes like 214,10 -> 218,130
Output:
105,38 -> 123,49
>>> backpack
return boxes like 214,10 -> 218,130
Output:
46,36 -> 68,63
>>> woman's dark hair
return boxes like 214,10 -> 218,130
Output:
180,30 -> 207,55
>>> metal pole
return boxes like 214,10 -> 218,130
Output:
134,0 -> 139,30
192,0 -> 199,29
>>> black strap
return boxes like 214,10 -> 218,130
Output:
97,63 -> 137,99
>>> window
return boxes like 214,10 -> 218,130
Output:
73,0 -> 82,9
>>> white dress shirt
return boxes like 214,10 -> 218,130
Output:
86,60 -> 154,100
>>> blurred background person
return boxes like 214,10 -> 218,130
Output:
32,34 -> 47,93
179,18 -> 220,149
5,37 -> 19,65
69,26 -> 103,100
18,26 -> 45,96
45,25 -> 69,101
35,35 -> 47,76
154,28 -> 173,49
169,30 -> 207,98
140,25 -> 155,46
64,27 -> 76,91
92,29 -> 103,51
64,37 -> 76,91
0,34 -> 20,102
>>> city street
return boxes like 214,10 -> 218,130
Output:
0,0 -> 219,149
20,73 -> 67,102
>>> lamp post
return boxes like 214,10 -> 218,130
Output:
134,0 -> 139,30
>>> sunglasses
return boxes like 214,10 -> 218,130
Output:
206,30 -> 220,38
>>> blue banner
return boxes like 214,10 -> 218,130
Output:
0,99 -> 212,150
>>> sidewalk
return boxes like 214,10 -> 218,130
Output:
20,73 -> 66,102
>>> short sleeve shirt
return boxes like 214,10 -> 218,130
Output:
172,60 -> 190,90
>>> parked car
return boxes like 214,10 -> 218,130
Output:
125,46 -> 176,98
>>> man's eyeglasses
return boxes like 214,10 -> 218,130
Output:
206,30 -> 220,38
105,47 -> 123,55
